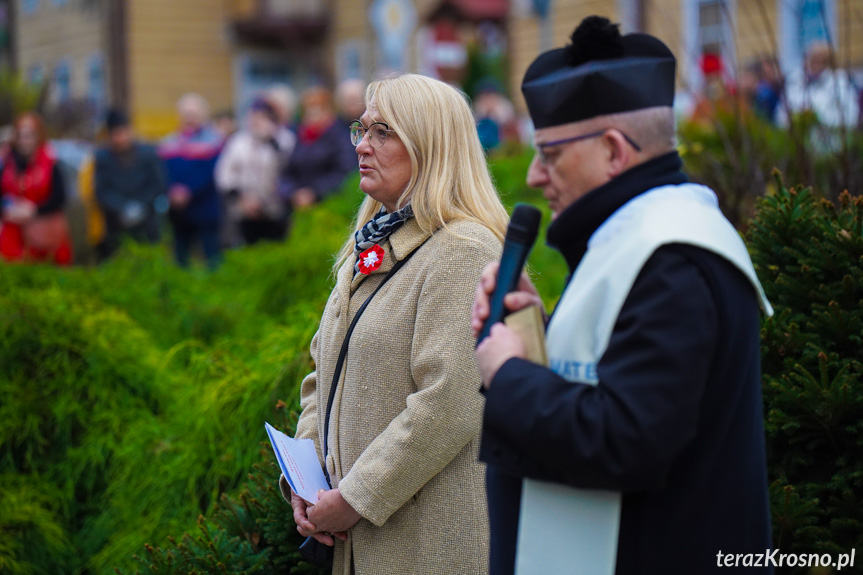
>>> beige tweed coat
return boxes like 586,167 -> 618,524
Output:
291,217 -> 499,575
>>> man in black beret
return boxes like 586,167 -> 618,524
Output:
95,108 -> 166,260
473,16 -> 774,575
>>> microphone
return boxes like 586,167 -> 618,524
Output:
477,203 -> 542,343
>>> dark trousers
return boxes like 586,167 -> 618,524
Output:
171,217 -> 222,269
239,217 -> 288,245
99,212 -> 161,261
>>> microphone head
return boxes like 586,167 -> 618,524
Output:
506,203 -> 542,245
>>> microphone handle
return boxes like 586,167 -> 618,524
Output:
477,239 -> 531,343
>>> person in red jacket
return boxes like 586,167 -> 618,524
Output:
0,112 -> 72,265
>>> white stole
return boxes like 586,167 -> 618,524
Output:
515,184 -> 772,575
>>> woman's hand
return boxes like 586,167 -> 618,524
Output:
291,489 -> 347,546
307,488 -> 361,535
3,198 -> 36,224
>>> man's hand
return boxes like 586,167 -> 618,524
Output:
476,323 -> 528,388
471,262 -> 544,338
291,490 -> 347,546
240,195 -> 263,218
307,488 -> 361,537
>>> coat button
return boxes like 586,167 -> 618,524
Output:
326,454 -> 335,476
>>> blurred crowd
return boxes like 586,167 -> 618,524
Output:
0,80 -> 372,268
2,42 -> 860,268
682,42 -> 861,130
0,73 -> 528,269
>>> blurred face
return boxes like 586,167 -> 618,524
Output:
806,49 -> 829,79
761,59 -> 780,84
247,109 -> 276,140
109,126 -> 134,152
527,123 -> 612,219
356,100 -> 412,212
302,102 -> 334,129
179,103 -> 205,132
15,118 -> 40,157
338,84 -> 366,121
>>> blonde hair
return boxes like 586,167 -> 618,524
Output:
335,74 -> 508,272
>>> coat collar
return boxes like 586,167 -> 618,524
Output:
346,217 -> 432,294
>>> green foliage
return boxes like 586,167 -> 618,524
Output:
0,182 -> 361,574
0,476 -> 73,575
747,174 -> 863,569
0,70 -> 43,125
679,110 -> 863,229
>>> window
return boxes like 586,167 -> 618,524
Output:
54,60 -> 71,103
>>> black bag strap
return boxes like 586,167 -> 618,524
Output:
321,240 -> 426,484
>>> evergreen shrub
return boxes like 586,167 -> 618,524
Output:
747,174 -> 863,571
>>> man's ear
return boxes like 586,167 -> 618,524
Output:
602,129 -> 634,178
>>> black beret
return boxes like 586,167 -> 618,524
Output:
522,16 -> 676,129
105,108 -> 129,131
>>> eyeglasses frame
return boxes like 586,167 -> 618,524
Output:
350,119 -> 397,148
536,129 -> 642,164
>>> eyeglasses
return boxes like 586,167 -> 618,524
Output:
536,130 -> 642,164
350,120 -> 396,148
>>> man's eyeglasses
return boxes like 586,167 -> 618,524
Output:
350,120 -> 396,148
536,130 -> 642,164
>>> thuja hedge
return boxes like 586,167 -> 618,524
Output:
0,179 -> 364,574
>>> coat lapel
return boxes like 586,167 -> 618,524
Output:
348,218 -> 432,294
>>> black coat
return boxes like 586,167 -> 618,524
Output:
95,142 -> 165,248
480,153 -> 773,575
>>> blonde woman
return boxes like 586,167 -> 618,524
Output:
280,74 -> 508,574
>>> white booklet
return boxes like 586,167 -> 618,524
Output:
265,422 -> 330,504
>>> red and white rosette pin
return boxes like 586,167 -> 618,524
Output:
358,244 -> 385,275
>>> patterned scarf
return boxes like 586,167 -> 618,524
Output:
353,204 -> 413,274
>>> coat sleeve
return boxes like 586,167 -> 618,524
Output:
480,246 -> 718,492
142,147 -> 166,205
294,328 -> 324,467
214,135 -> 241,194
337,234 -> 497,527
94,151 -> 123,214
37,163 -> 67,215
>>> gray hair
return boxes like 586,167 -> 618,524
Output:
585,106 -> 677,158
